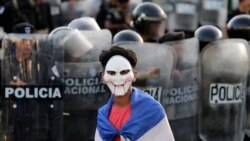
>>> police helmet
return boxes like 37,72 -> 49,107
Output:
132,2 -> 167,34
68,17 -> 101,31
113,30 -> 143,44
195,25 -> 222,51
227,14 -> 250,40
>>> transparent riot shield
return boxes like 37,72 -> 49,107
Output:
163,38 -> 200,141
119,42 -> 175,105
170,0 -> 199,32
246,41 -> 250,138
0,30 -> 5,139
43,0 -> 62,28
1,33 -> 64,141
60,29 -> 112,141
200,0 -> 228,29
199,39 -> 249,141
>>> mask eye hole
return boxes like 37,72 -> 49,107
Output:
107,71 -> 116,76
120,69 -> 130,75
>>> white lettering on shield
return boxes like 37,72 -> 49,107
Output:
64,77 -> 106,95
209,83 -> 244,104
143,87 -> 162,101
5,87 -> 61,99
165,84 -> 199,105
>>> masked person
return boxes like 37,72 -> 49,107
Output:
95,46 -> 174,141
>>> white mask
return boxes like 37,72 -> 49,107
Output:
103,55 -> 134,96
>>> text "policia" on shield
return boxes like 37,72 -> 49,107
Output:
209,83 -> 245,104
3,86 -> 63,99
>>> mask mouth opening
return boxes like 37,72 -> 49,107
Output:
110,79 -> 130,87
106,79 -> 133,96
114,84 -> 125,87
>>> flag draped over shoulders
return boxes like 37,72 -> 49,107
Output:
96,87 -> 175,141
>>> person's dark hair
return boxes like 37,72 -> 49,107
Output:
99,46 -> 137,69
239,0 -> 245,3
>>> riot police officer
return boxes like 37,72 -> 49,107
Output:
131,2 -> 167,42
59,28 -> 112,141
1,22 -> 63,141
199,38 -> 248,141
227,14 -> 250,141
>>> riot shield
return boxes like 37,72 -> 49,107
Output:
199,39 -> 249,141
0,30 -> 5,141
61,30 -> 112,141
200,0 -> 228,29
170,0 -> 199,32
246,41 -> 250,138
163,37 -> 200,141
1,33 -> 64,141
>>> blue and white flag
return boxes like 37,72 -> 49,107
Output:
95,87 -> 175,141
